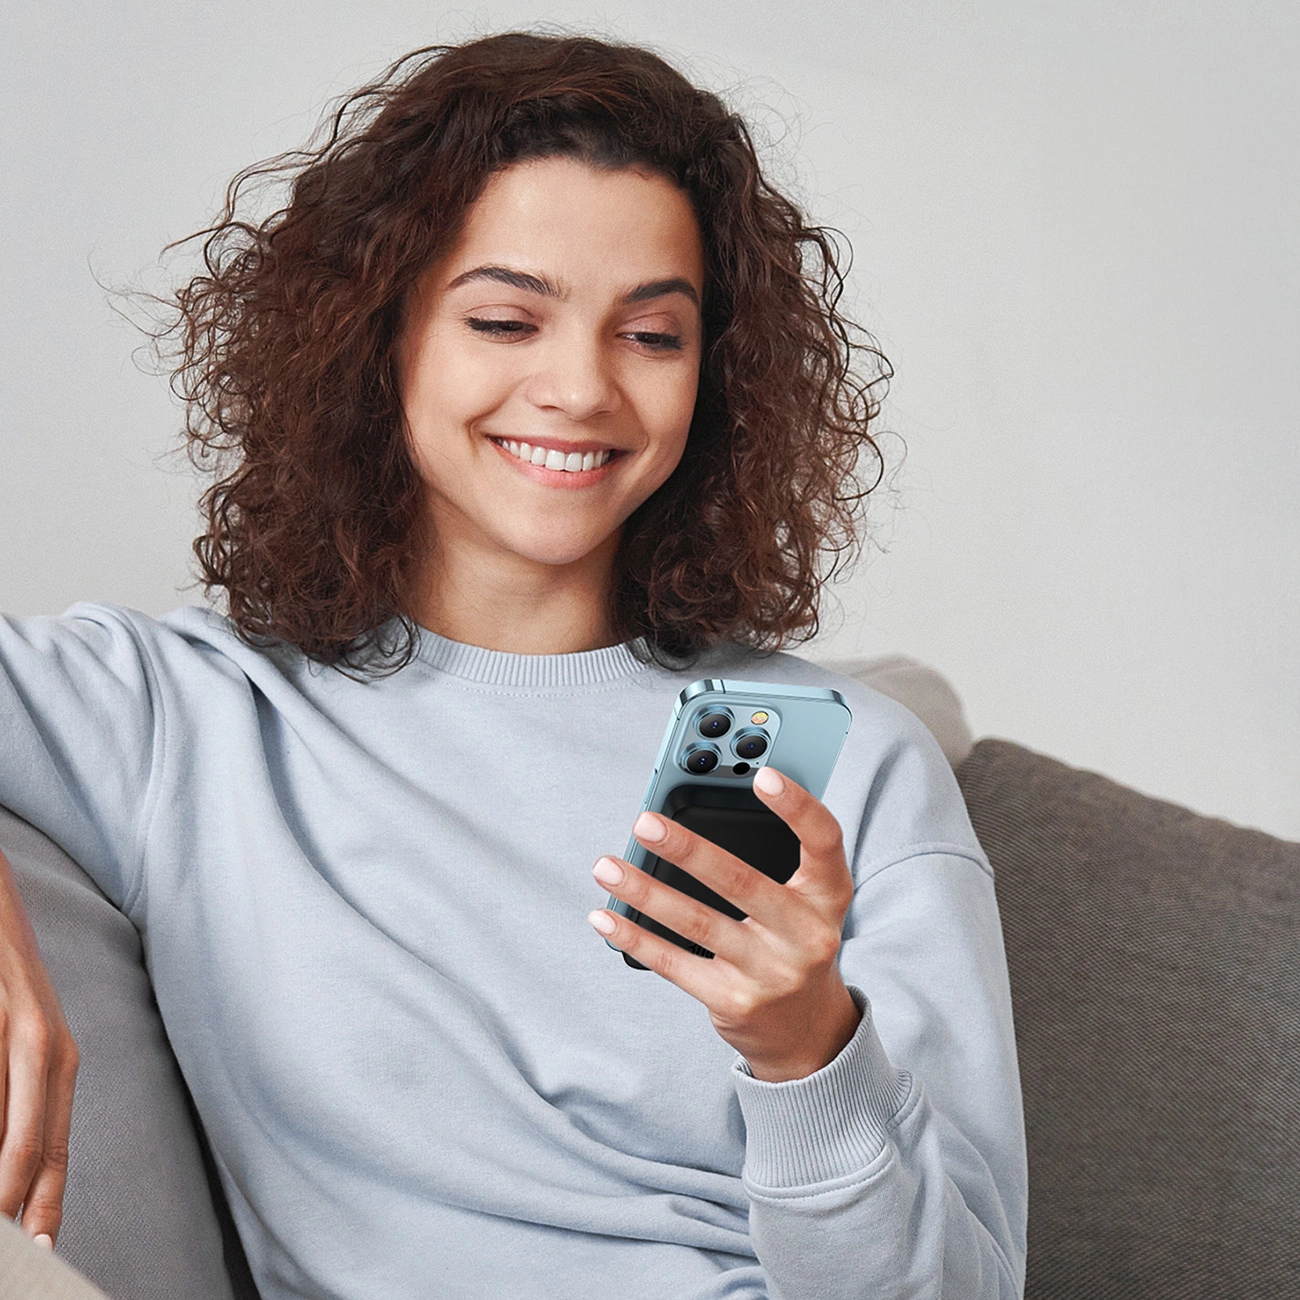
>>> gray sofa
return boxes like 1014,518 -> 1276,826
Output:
0,657 -> 1296,1299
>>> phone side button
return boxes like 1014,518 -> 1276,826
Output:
641,769 -> 659,805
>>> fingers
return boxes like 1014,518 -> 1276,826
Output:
627,810 -> 789,926
593,854 -> 749,965
623,769 -> 852,926
750,767 -> 853,911
592,770 -> 859,1078
0,1010 -> 51,1222
0,1003 -> 77,1243
20,1034 -> 77,1244
0,852 -> 77,1242
588,898 -> 729,1003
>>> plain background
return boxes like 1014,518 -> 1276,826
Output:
1,0 -> 1296,840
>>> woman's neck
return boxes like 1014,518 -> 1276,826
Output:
410,534 -> 623,655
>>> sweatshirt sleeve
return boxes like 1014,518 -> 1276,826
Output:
729,716 -> 1028,1299
0,604 -> 163,911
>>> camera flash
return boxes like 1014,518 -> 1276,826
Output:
750,711 -> 769,724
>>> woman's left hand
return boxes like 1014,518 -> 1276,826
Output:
589,765 -> 862,1082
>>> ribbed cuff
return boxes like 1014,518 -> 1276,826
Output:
731,986 -> 913,1189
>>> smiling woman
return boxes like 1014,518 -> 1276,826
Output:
0,29 -> 1026,1300
168,32 -> 887,669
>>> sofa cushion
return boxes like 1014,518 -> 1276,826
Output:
0,806 -> 236,1300
0,1218 -> 108,1299
956,738 -> 1300,1300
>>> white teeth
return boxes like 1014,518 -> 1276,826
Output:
494,439 -> 613,472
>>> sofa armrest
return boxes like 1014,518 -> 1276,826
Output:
0,806 -> 240,1300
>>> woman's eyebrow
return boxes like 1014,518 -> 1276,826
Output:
621,278 -> 699,308
446,265 -> 562,297
446,264 -> 699,308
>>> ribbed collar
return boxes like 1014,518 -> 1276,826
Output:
413,627 -> 653,687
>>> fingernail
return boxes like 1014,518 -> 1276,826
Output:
753,765 -> 783,795
592,857 -> 623,886
34,1233 -> 53,1251
634,812 -> 667,842
588,909 -> 617,935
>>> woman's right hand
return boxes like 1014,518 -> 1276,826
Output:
0,849 -> 78,1249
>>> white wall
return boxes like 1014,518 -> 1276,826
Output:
2,1 -> 1296,839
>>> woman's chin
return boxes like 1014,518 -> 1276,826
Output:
495,524 -> 621,573
486,512 -> 621,569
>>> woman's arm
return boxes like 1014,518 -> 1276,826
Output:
0,848 -> 78,1248
590,730 -> 1027,1298
0,606 -> 166,1245
733,854 -> 1026,1299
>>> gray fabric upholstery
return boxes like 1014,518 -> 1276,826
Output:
956,738 -> 1300,1300
0,806 -> 235,1300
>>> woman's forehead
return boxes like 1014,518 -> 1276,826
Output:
434,157 -> 704,300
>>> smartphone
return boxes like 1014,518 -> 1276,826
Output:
607,679 -> 852,969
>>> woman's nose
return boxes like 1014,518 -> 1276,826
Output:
524,335 -> 621,422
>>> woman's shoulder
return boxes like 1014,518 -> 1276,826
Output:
53,600 -> 257,661
2,601 -> 231,688
39,601 -> 316,699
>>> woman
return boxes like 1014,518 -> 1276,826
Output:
0,32 -> 1026,1299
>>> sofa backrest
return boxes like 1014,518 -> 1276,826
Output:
958,738 -> 1300,1299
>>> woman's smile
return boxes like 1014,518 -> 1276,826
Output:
488,435 -> 620,483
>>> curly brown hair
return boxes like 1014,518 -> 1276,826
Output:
167,31 -> 889,671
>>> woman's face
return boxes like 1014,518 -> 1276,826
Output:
398,156 -> 705,586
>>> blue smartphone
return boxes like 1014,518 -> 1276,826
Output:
608,679 -> 852,969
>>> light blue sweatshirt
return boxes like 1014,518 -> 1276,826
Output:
0,604 -> 1027,1299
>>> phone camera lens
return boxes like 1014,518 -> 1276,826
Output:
682,746 -> 720,774
698,712 -> 731,738
733,761 -> 751,775
733,731 -> 768,760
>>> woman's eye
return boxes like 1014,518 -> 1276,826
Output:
465,317 -> 535,338
624,331 -> 685,352
464,318 -> 684,352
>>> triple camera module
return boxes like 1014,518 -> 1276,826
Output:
680,708 -> 770,776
